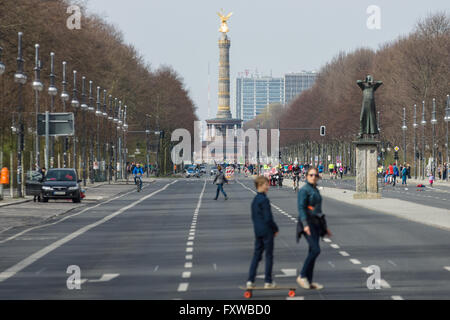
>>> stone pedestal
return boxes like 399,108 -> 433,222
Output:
353,140 -> 381,199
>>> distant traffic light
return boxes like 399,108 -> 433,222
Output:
320,126 -> 326,136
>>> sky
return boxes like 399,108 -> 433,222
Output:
85,0 -> 449,122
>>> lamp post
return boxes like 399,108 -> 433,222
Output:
117,100 -> 123,180
102,89 -> 108,181
107,94 -> 113,183
145,114 -> 150,177
61,61 -> 69,168
14,32 -> 27,198
88,80 -> 94,183
81,76 -> 88,186
421,100 -> 426,180
95,86 -> 102,181
413,104 -> 418,179
32,44 -> 43,169
48,52 -> 58,168
401,107 -> 407,165
0,46 -> 5,75
445,94 -> 450,181
113,98 -> 119,181
431,98 -> 437,177
71,70 -> 79,171
123,105 -> 128,182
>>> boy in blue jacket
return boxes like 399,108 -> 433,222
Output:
246,176 -> 279,289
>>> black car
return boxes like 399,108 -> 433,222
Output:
41,168 -> 82,203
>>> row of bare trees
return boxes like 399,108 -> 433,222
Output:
248,13 -> 449,169
0,0 -> 197,179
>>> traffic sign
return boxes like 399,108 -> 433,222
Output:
37,112 -> 74,136
394,146 -> 399,152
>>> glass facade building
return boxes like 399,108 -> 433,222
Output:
235,76 -> 284,122
284,72 -> 317,105
235,71 -> 316,122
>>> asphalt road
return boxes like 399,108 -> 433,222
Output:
318,177 -> 450,210
0,176 -> 449,300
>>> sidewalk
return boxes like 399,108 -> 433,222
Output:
0,178 -> 155,234
283,178 -> 450,231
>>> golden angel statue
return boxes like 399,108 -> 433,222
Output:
217,10 -> 233,33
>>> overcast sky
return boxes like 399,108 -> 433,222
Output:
85,0 -> 449,121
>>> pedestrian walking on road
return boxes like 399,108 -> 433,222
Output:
213,166 -> 229,200
401,166 -> 408,186
246,176 -> 279,289
296,167 -> 331,290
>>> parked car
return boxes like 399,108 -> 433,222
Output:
41,168 -> 83,203
199,165 -> 207,174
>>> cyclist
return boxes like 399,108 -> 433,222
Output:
133,163 -> 144,191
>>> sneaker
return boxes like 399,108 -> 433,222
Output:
264,282 -> 277,289
296,276 -> 311,289
310,282 -> 324,290
246,281 -> 255,289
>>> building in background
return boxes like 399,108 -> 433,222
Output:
234,71 -> 317,122
235,74 -> 284,122
284,71 -> 317,105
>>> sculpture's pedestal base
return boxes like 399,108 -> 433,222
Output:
353,139 -> 381,199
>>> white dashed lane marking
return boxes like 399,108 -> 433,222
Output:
339,251 -> 350,257
391,295 -> 404,300
349,259 -> 362,265
177,283 -> 189,292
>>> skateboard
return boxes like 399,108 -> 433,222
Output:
239,286 -> 297,299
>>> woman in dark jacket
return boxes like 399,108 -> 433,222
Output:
296,167 -> 331,290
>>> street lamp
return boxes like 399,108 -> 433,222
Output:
401,107 -> 407,165
413,104 -> 418,179
95,86 -> 102,181
71,70 -> 79,108
80,76 -> 88,186
421,100 -> 426,180
61,61 -> 69,168
444,94 -> 450,181
14,32 -> 27,198
32,44 -> 43,169
48,52 -> 58,168
431,98 -> 437,177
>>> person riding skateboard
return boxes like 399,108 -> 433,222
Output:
246,176 -> 279,289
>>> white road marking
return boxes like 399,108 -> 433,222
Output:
328,261 -> 335,268
177,283 -> 189,292
189,232 -> 195,236
330,244 -> 340,249
323,238 -> 332,243
182,272 -> 191,279
380,279 -> 391,288
186,247 -> 193,253
339,251 -> 350,257
0,182 -> 150,245
391,295 -> 404,300
154,265 -> 159,272
188,236 -> 194,241
361,267 -> 372,274
387,260 -> 397,267
286,296 -> 304,300
89,273 -> 120,282
213,263 -> 217,271
0,181 -> 177,283
349,259 -> 361,265
444,266 -> 450,272
185,255 -> 193,260
187,241 -> 194,246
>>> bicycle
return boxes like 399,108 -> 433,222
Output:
134,175 -> 143,192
